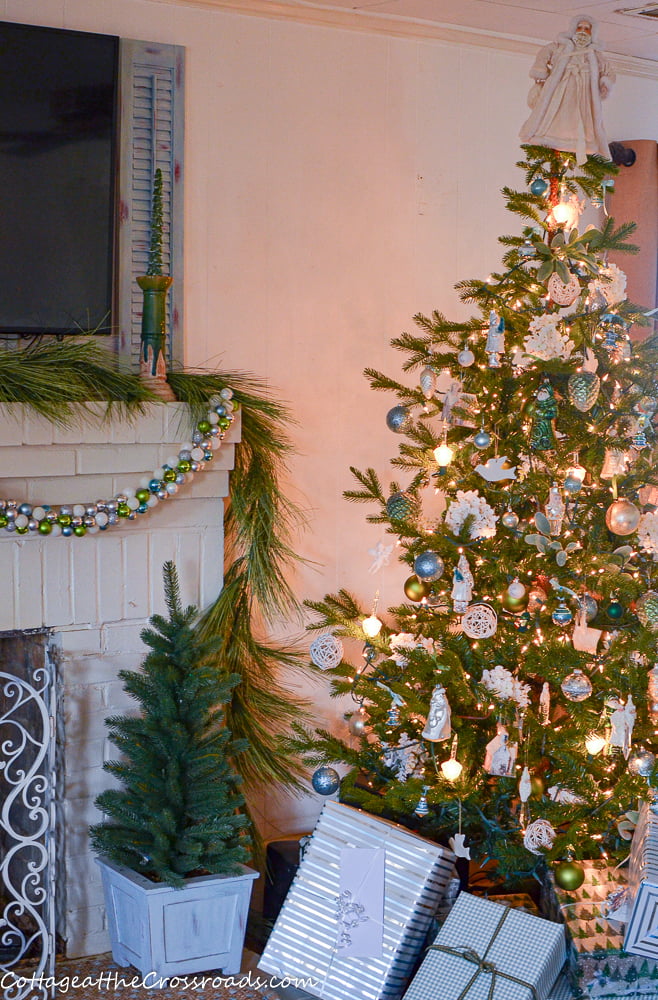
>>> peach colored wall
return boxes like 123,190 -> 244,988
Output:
4,0 -> 658,839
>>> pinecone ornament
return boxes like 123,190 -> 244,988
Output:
386,491 -> 418,521
567,371 -> 600,413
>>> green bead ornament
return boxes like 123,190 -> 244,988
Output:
0,515 -> 7,528
217,416 -> 231,430
15,524 -> 28,534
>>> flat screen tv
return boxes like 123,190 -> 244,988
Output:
0,21 -> 118,337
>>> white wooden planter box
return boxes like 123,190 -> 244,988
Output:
97,857 -> 258,978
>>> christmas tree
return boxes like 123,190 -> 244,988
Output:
91,561 -> 250,887
295,144 -> 658,889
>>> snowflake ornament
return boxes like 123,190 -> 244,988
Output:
388,632 -> 436,665
588,263 -> 627,307
445,490 -> 498,540
381,732 -> 427,782
523,314 -> 574,362
481,664 -> 530,708
638,511 -> 658,560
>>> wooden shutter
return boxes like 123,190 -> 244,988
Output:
116,39 -> 184,368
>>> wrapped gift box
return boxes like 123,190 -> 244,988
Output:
541,859 -> 658,998
403,891 -> 566,1000
258,800 -> 456,1000
623,800 -> 658,960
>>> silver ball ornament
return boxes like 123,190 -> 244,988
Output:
605,498 -> 640,536
413,550 -> 445,581
501,510 -> 520,529
473,429 -> 492,450
581,594 -> 598,622
457,348 -> 475,367
628,747 -> 656,777
348,711 -> 368,737
311,766 -> 340,795
560,668 -> 592,702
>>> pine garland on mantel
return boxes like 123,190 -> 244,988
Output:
0,339 -> 310,793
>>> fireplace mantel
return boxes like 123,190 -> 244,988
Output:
0,401 -> 240,957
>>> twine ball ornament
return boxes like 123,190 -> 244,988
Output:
523,818 -> 556,855
386,405 -> 411,433
311,766 -> 340,795
605,498 -> 640,536
555,860 -> 585,892
561,668 -> 592,702
547,271 -> 581,307
461,603 -> 498,639
567,371 -> 600,413
628,747 -> 656,777
637,591 -> 658,630
309,633 -> 344,671
413,550 -> 445,582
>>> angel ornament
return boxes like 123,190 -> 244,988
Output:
486,311 -> 505,368
422,683 -> 452,742
607,696 -> 636,758
484,724 -> 517,776
545,483 -> 566,536
451,553 -> 474,614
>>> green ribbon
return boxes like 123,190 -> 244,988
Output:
427,904 -> 540,1000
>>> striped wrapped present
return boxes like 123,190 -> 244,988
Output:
624,800 -> 658,960
402,891 -> 566,1000
258,800 -> 456,1000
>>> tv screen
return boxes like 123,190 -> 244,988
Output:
0,21 -> 118,337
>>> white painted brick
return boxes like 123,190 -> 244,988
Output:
133,404 -> 167,443
200,526 -> 225,607
161,402 -> 192,440
27,475 -> 114,506
71,541 -> 100,626
0,478 -> 28,501
224,409 -> 242,443
0,445 -> 76,477
64,903 -> 106,938
181,470 -> 231,497
58,628 -> 104,655
0,405 -> 23,445
15,540 -> 46,629
66,873 -> 106,913
65,926 -> 110,960
121,532 -> 150,620
21,411 -> 55,445
43,540 -> 74,627
96,537 -> 127,623
76,444 -> 159,476
101,621 -> 148,653
65,763 -> 110,801
61,651 -> 138,685
0,545 -> 18,631
65,737 -> 106,773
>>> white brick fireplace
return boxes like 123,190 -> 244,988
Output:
0,402 -> 239,958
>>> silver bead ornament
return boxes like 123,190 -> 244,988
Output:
628,747 -> 656,777
311,766 -> 340,795
473,429 -> 492,450
561,668 -> 592,702
567,371 -> 600,413
457,348 -> 475,367
309,633 -> 344,670
386,405 -> 411,433
413,550 -> 445,581
636,591 -> 658,630
605,498 -> 641,536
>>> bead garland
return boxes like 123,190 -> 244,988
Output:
0,390 -> 236,538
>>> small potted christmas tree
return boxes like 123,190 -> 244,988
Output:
91,562 -> 256,978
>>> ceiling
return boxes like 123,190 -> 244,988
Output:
271,0 -> 658,61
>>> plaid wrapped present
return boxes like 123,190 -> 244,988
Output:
402,891 -> 566,1000
258,800 -> 456,1000
541,859 -> 658,998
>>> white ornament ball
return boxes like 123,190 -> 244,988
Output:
605,498 -> 640,536
310,633 -> 344,670
458,348 -> 475,367
523,818 -> 556,855
507,578 -> 527,600
461,603 -> 498,639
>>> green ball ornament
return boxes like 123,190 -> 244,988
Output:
567,371 -> 600,413
606,600 -> 624,620
38,520 -> 52,535
15,524 -> 28,534
554,860 -> 585,892
503,579 -> 529,614
178,459 -> 192,473
197,420 -> 211,435
136,488 -> 150,503
117,503 -> 130,518
605,498 -> 640,536
0,515 -> 7,528
73,524 -> 87,537
58,514 -> 72,527
404,576 -> 431,602
217,415 -> 231,430
163,469 -> 177,483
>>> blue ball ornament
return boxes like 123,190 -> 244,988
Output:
413,550 -> 444,581
311,766 -> 340,796
552,602 -> 573,626
530,178 -> 548,196
386,405 -> 411,434
148,479 -> 161,493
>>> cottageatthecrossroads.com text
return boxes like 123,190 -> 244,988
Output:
1,971 -> 320,992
